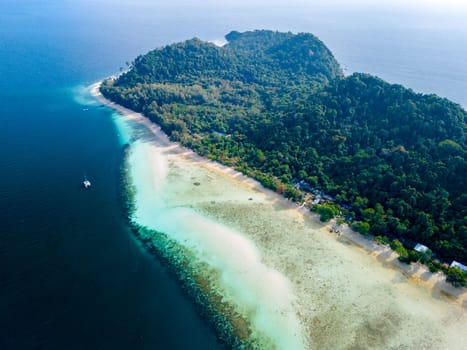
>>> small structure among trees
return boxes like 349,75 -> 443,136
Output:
413,243 -> 432,263
450,261 -> 467,272
446,261 -> 467,287
414,243 -> 429,253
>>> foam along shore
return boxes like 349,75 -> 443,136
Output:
91,82 -> 467,349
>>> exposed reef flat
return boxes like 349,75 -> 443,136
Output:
92,83 -> 467,349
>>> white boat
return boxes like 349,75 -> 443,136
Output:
83,176 -> 91,188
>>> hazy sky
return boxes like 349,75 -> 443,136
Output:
201,0 -> 467,14
268,0 -> 467,9
352,0 -> 467,12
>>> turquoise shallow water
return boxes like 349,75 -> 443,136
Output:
115,106 -> 467,349
1,1 -> 466,349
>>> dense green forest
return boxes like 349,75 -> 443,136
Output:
101,30 -> 467,267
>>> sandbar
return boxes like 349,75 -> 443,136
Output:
91,82 -> 467,349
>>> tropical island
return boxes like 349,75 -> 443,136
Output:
100,30 -> 466,286
95,30 -> 467,349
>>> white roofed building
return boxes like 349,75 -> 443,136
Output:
414,243 -> 430,253
450,261 -> 467,272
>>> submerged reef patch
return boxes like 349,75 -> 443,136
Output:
119,149 -> 271,349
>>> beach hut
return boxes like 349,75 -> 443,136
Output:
450,261 -> 467,272
311,195 -> 321,205
414,243 -> 430,253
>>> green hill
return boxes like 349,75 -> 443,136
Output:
101,30 -> 466,264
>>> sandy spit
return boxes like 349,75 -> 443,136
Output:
91,82 -> 466,305
90,81 -> 467,349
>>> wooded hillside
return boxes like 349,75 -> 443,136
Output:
101,30 -> 466,264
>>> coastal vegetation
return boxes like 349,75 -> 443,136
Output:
101,30 -> 467,284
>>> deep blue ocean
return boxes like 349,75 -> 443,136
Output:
1,1 -> 466,349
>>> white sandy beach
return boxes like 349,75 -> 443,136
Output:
91,82 -> 467,349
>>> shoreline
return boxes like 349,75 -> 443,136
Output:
91,81 -> 467,348
91,82 -> 308,348
91,81 -> 467,306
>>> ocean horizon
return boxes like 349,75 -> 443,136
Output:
1,1 -> 466,348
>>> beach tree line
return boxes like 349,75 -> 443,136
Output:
100,30 -> 467,270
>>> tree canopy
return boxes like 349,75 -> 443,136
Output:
101,30 -> 467,264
